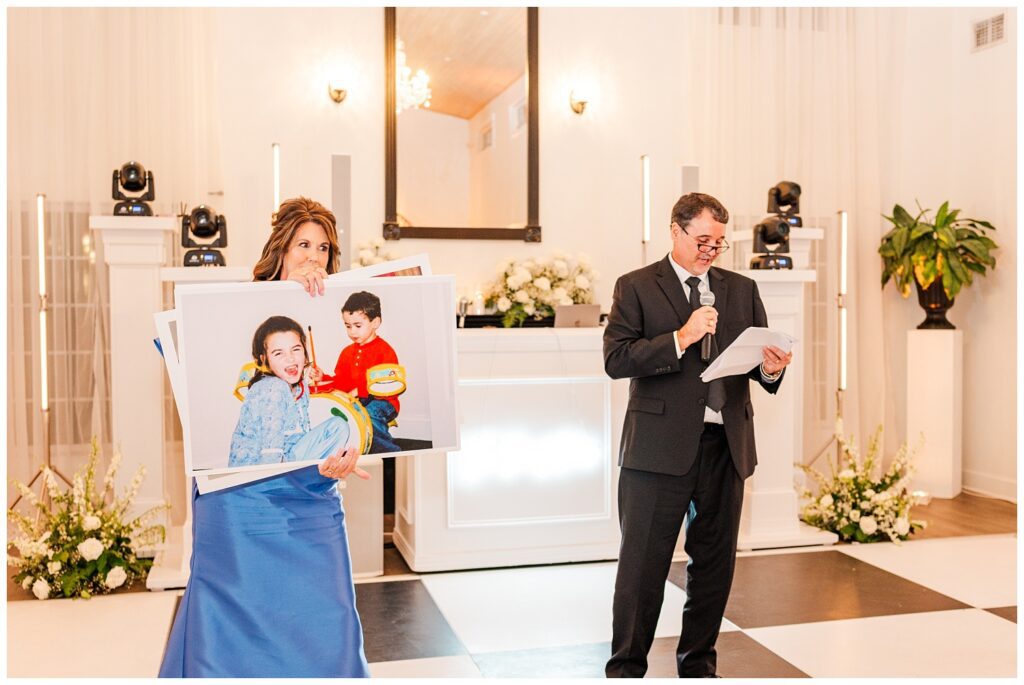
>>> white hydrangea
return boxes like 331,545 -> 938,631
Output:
575,275 -> 591,290
523,302 -> 536,316
32,578 -> 50,600
514,289 -> 532,304
552,286 -> 568,301
894,518 -> 911,536
77,538 -> 104,562
849,509 -> 861,522
858,516 -> 878,535
864,489 -> 876,499
553,260 -> 569,277
47,561 -> 61,574
104,566 -> 128,590
534,277 -> 551,291
496,296 -> 512,312
82,514 -> 101,531
559,296 -> 574,306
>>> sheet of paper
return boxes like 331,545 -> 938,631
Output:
699,327 -> 797,382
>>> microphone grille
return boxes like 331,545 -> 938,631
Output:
699,289 -> 716,307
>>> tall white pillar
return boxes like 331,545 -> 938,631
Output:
735,269 -> 837,550
91,215 -> 175,519
906,329 -> 963,498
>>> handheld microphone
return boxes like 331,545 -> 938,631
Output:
699,289 -> 716,363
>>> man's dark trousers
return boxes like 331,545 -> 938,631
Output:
606,423 -> 744,678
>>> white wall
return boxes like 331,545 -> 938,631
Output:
469,75 -> 528,227
396,108 -> 471,227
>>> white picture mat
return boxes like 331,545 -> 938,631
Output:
176,275 -> 458,476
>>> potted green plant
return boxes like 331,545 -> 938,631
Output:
879,201 -> 998,329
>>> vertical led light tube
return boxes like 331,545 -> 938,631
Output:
272,143 -> 281,211
36,194 -> 48,413
838,211 -> 848,393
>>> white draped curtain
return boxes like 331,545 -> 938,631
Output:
7,8 -> 222,500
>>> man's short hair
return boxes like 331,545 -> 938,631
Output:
342,291 -> 382,320
671,193 -> 729,231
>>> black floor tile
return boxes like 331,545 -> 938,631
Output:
383,546 -> 414,576
669,550 -> 970,629
473,642 -> 609,678
644,634 -> 809,678
355,579 -> 466,663
985,606 -> 1016,623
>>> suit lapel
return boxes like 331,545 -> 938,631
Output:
708,267 -> 729,347
655,256 -> 692,326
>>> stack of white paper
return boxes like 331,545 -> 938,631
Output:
699,327 -> 797,382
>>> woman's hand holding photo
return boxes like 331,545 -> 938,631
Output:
318,445 -> 371,481
288,259 -> 329,297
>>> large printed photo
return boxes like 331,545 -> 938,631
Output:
175,275 -> 457,476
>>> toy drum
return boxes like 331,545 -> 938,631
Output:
366,363 -> 406,397
309,391 -> 374,455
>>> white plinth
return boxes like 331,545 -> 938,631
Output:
906,329 -> 963,498
732,269 -> 837,551
394,328 -> 622,572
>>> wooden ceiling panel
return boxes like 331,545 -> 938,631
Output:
398,7 -> 526,120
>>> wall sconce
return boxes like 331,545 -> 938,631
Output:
569,89 -> 588,115
327,82 -> 347,104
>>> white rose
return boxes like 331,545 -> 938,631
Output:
77,538 -> 104,561
864,489 -> 876,499
21,576 -> 33,590
47,561 -> 61,574
818,494 -> 833,509
534,277 -> 551,291
838,469 -> 855,480
860,501 -> 872,511
559,296 -> 574,306
104,566 -> 128,590
82,515 -> 101,531
849,509 -> 861,522
32,578 -> 50,600
858,516 -> 878,535
515,266 -> 532,282
523,302 -> 536,316
552,286 -> 568,300
553,260 -> 569,277
575,275 -> 591,290
514,289 -> 531,304
496,297 -> 512,312
894,518 -> 911,536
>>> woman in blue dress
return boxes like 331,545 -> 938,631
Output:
160,197 -> 371,678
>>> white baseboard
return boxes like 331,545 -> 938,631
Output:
962,469 -> 1017,503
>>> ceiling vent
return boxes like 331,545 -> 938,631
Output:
973,13 -> 1006,51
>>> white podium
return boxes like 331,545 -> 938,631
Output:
734,269 -> 837,550
906,329 -> 963,498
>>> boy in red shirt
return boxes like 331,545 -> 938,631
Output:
312,291 -> 403,453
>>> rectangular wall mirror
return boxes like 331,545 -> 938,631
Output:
384,7 -> 540,241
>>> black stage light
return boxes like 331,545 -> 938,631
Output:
749,215 -> 793,270
181,204 -> 228,267
112,161 -> 155,216
767,181 -> 802,228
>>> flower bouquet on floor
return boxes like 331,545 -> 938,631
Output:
797,422 -> 926,543
7,438 -> 167,599
485,253 -> 597,328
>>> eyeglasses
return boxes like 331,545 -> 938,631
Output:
676,224 -> 730,255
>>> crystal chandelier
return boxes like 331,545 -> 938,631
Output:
396,39 -> 432,113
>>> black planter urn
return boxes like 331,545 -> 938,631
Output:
915,279 -> 956,330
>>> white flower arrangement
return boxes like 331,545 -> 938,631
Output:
350,237 -> 393,269
485,253 -> 598,327
7,439 -> 168,599
797,421 -> 926,544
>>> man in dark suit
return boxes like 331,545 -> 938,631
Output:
603,193 -> 793,678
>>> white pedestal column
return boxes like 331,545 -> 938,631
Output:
92,216 -> 175,518
734,270 -> 837,550
906,329 -> 963,498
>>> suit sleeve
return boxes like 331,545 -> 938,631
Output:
745,280 -> 785,394
603,275 -> 682,380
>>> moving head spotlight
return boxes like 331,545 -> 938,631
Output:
112,161 -> 155,216
767,181 -> 802,228
181,204 -> 228,267
749,216 -> 793,270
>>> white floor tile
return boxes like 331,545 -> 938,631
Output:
837,534 -> 1017,608
420,561 -> 738,654
7,591 -> 181,677
746,609 -> 1016,678
368,655 -> 482,677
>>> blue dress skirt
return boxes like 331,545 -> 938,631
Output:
159,465 -> 370,677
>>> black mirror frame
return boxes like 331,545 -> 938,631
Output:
383,7 -> 540,242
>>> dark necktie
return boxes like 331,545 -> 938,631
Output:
686,276 -> 726,413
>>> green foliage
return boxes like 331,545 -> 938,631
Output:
880,201 -> 998,300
